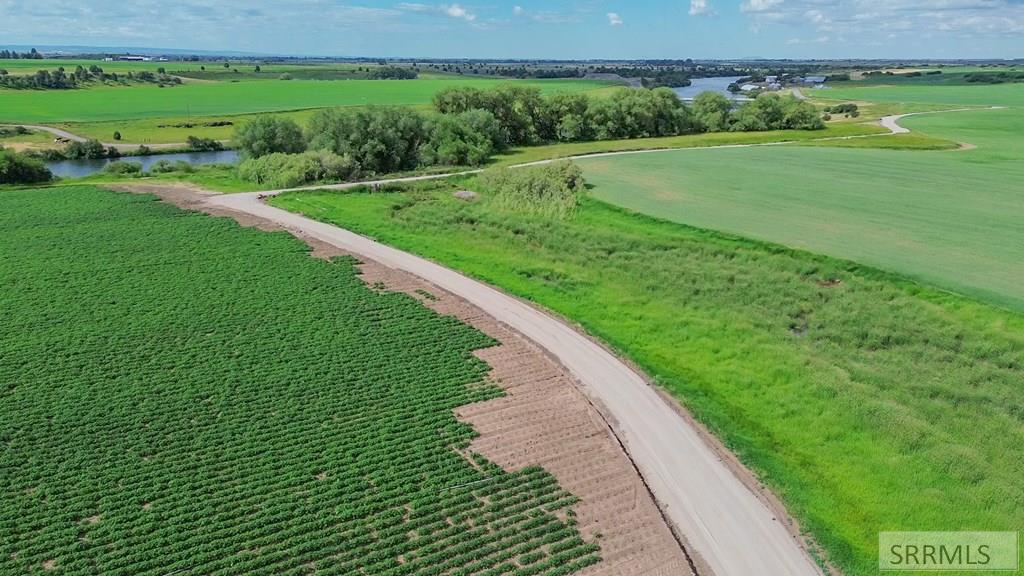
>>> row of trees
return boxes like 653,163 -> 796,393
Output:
0,48 -> 43,60
0,65 -> 180,89
232,87 -> 823,186
235,106 -> 503,178
435,86 -> 824,145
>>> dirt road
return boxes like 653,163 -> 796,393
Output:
206,190 -> 823,576
0,124 -> 225,152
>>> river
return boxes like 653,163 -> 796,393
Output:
673,76 -> 749,101
47,150 -> 240,179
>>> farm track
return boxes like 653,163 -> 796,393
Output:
0,123 -> 228,151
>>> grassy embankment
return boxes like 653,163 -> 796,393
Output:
577,83 -> 1024,311
0,184 -> 600,575
270,176 -> 1024,576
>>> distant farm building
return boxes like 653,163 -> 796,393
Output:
740,84 -> 760,92
116,55 -> 152,62
801,75 -> 827,84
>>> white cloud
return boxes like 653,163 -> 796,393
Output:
512,5 -> 524,16
741,0 -> 1024,38
398,2 -> 475,22
444,3 -> 475,21
607,12 -> 623,26
689,0 -> 713,16
741,0 -> 784,13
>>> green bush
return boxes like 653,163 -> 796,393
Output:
0,148 -> 53,184
148,159 -> 195,174
103,160 -> 142,175
478,161 -> 585,219
238,151 -> 360,189
186,136 -> 224,151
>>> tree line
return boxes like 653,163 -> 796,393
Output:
0,48 -> 44,60
0,65 -> 181,89
232,86 -> 823,188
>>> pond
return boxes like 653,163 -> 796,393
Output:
46,149 -> 240,179
673,76 -> 750,101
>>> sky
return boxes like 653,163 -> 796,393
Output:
2,0 -> 1023,60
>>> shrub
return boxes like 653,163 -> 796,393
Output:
0,149 -> 53,184
238,151 -> 360,189
103,161 -> 143,175
113,131 -> 122,141
478,161 -> 585,219
186,136 -> 224,151
148,159 -> 195,174
234,116 -> 306,158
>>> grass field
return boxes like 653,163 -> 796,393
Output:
492,122 -> 887,166
820,82 -> 1024,107
0,77 -> 609,124
576,99 -> 1024,311
0,185 -> 600,575
271,178 -> 1024,576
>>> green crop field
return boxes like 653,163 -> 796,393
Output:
0,77 -> 607,124
270,177 -> 1024,576
821,82 -> 1024,107
0,185 -> 600,576
575,94 -> 1024,311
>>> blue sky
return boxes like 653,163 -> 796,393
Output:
2,1 -> 1023,59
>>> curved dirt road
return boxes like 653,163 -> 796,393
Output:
206,190 -> 823,576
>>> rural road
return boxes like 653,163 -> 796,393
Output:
878,107 -> 1002,135
0,123 -> 225,152
206,189 -> 824,576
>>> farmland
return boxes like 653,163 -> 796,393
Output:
0,77 -> 608,124
270,177 -> 1024,576
577,91 -> 1024,311
0,185 -> 607,575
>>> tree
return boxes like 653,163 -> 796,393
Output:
692,91 -> 733,132
0,149 -> 52,184
419,114 -> 493,167
233,116 -> 306,158
64,139 -> 108,159
113,131 -> 122,141
307,107 -> 426,174
255,65 -> 261,73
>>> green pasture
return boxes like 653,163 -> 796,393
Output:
271,178 -> 1024,576
820,82 -> 1024,107
577,104 -> 1024,311
0,77 -> 609,124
